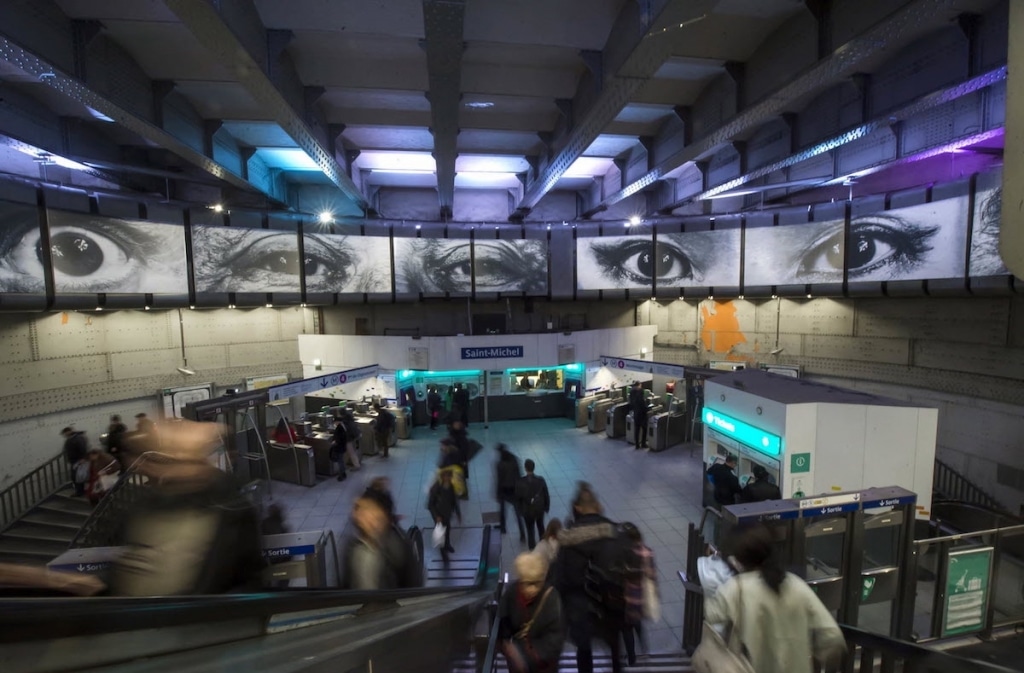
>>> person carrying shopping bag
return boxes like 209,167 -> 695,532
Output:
620,522 -> 658,666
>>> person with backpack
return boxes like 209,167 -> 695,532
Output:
495,443 -> 525,542
554,482 -> 634,673
516,459 -> 550,549
373,403 -> 395,459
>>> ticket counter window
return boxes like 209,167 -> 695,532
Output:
509,368 -> 563,394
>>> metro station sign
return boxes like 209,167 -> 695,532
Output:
703,407 -> 782,457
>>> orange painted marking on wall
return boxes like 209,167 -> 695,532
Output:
700,300 -> 747,356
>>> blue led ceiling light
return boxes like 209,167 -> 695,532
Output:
703,407 -> 782,457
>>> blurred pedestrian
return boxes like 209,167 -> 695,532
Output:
702,525 -> 845,673
341,493 -> 422,590
533,518 -> 562,570
516,459 -> 550,549
105,415 -> 128,468
498,552 -> 566,673
330,418 -> 349,481
60,426 -> 89,496
85,449 -> 120,506
496,443 -> 525,542
427,386 -> 443,431
453,382 -> 470,427
428,469 -> 461,554
620,523 -> 657,666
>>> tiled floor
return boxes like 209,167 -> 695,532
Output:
271,416 -> 710,652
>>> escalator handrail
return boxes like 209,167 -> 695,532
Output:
0,525 -> 495,644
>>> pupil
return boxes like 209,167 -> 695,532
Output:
653,243 -> 691,278
637,250 -> 653,277
268,252 -> 300,274
848,235 -> 876,269
47,232 -> 103,276
303,256 -> 320,275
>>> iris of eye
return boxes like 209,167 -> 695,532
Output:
848,235 -> 877,269
639,245 -> 691,278
44,232 -> 104,276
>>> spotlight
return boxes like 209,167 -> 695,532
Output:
771,294 -> 778,299
806,294 -> 812,299
144,306 -> 151,311
228,304 -> 235,309
189,305 -> 196,310
318,211 -> 333,224
629,215 -> 641,226
738,295 -> 744,299
415,224 -> 421,230
546,224 -> 551,230
94,307 -> 102,311
266,303 -> 274,308
708,295 -> 714,301
177,367 -> 196,376
211,204 -> 224,213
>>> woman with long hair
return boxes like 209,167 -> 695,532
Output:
704,525 -> 845,673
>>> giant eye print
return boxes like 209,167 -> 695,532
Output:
969,185 -> 1007,277
0,201 -> 46,292
394,238 -> 474,294
745,221 -> 846,285
302,233 -> 391,293
577,234 -> 654,289
473,240 -> 547,293
192,225 -> 301,293
45,210 -> 188,294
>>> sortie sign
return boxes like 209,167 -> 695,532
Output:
461,346 -> 524,360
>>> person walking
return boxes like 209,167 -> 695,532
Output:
341,492 -> 422,590
453,383 -> 470,427
330,418 -> 349,481
428,469 -> 461,554
703,524 -> 845,673
61,426 -> 89,496
373,402 -> 395,459
629,382 -> 649,450
516,459 -> 550,549
105,415 -> 128,469
496,443 -> 526,542
498,552 -> 566,673
554,482 -> 634,673
620,523 -> 657,666
532,519 -> 562,570
427,386 -> 443,431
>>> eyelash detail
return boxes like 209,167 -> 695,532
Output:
589,240 -> 697,285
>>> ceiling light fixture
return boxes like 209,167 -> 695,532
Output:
210,204 -> 224,213
318,211 -> 333,224
266,303 -> 274,308
465,101 -> 494,109
629,215 -> 641,226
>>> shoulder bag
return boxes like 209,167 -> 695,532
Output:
692,577 -> 755,673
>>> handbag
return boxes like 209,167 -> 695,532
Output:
515,586 -> 553,640
431,522 -> 446,548
692,578 -> 755,673
73,460 -> 91,484
642,576 -> 661,622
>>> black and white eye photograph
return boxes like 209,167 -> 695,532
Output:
394,238 -> 473,294
744,220 -> 845,285
576,234 -> 654,290
46,209 -> 188,294
969,186 -> 1007,277
846,196 -> 969,282
659,228 -> 741,288
302,232 -> 392,293
472,239 -> 548,294
0,200 -> 46,292
192,225 -> 301,293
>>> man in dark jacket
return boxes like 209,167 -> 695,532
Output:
341,492 -> 422,590
629,382 -> 649,450
516,459 -> 550,549
373,403 -> 395,458
554,482 -> 631,673
105,415 -> 128,468
495,443 -> 525,542
428,470 -> 461,553
61,426 -> 89,496
707,454 -> 742,507
447,418 -> 471,484
426,386 -> 443,431
331,418 -> 348,481
740,464 -> 782,503
453,383 -> 470,427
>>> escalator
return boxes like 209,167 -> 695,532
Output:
0,526 -> 502,673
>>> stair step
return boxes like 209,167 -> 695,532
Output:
20,512 -> 86,531
0,536 -> 71,557
0,551 -> 51,566
3,523 -> 77,544
38,496 -> 93,516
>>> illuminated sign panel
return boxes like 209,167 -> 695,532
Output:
703,408 -> 782,457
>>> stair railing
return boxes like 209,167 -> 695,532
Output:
933,459 -> 1007,512
0,454 -> 68,534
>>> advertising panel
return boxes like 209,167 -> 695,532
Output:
192,224 -> 301,292
47,209 -> 188,294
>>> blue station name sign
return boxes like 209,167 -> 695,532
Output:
703,407 -> 782,457
461,346 -> 524,360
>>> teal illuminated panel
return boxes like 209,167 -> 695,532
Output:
703,407 -> 782,457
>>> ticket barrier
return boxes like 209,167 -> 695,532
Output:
261,530 -> 332,588
624,404 -> 664,443
588,399 -> 616,433
606,402 -> 630,438
648,410 -> 687,452
572,393 -> 606,427
267,442 -> 316,486
713,486 -> 918,638
393,406 -> 412,439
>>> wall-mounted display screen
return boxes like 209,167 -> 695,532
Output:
302,232 -> 392,293
662,228 -> 741,287
473,239 -> 548,294
969,186 -> 1006,276
577,234 -> 653,290
394,238 -> 472,294
192,225 -> 301,293
848,196 -> 969,282
745,220 -> 845,285
0,200 -> 46,292
46,209 -> 188,294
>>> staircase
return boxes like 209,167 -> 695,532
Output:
0,487 -> 89,566
451,652 -> 693,672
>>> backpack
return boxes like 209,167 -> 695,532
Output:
583,526 -> 638,619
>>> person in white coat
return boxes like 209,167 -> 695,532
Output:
704,525 -> 846,673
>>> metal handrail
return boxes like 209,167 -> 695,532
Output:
0,453 -> 68,534
934,459 -> 1007,513
479,586 -> 504,673
0,525 -> 497,644
913,523 -> 1024,546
